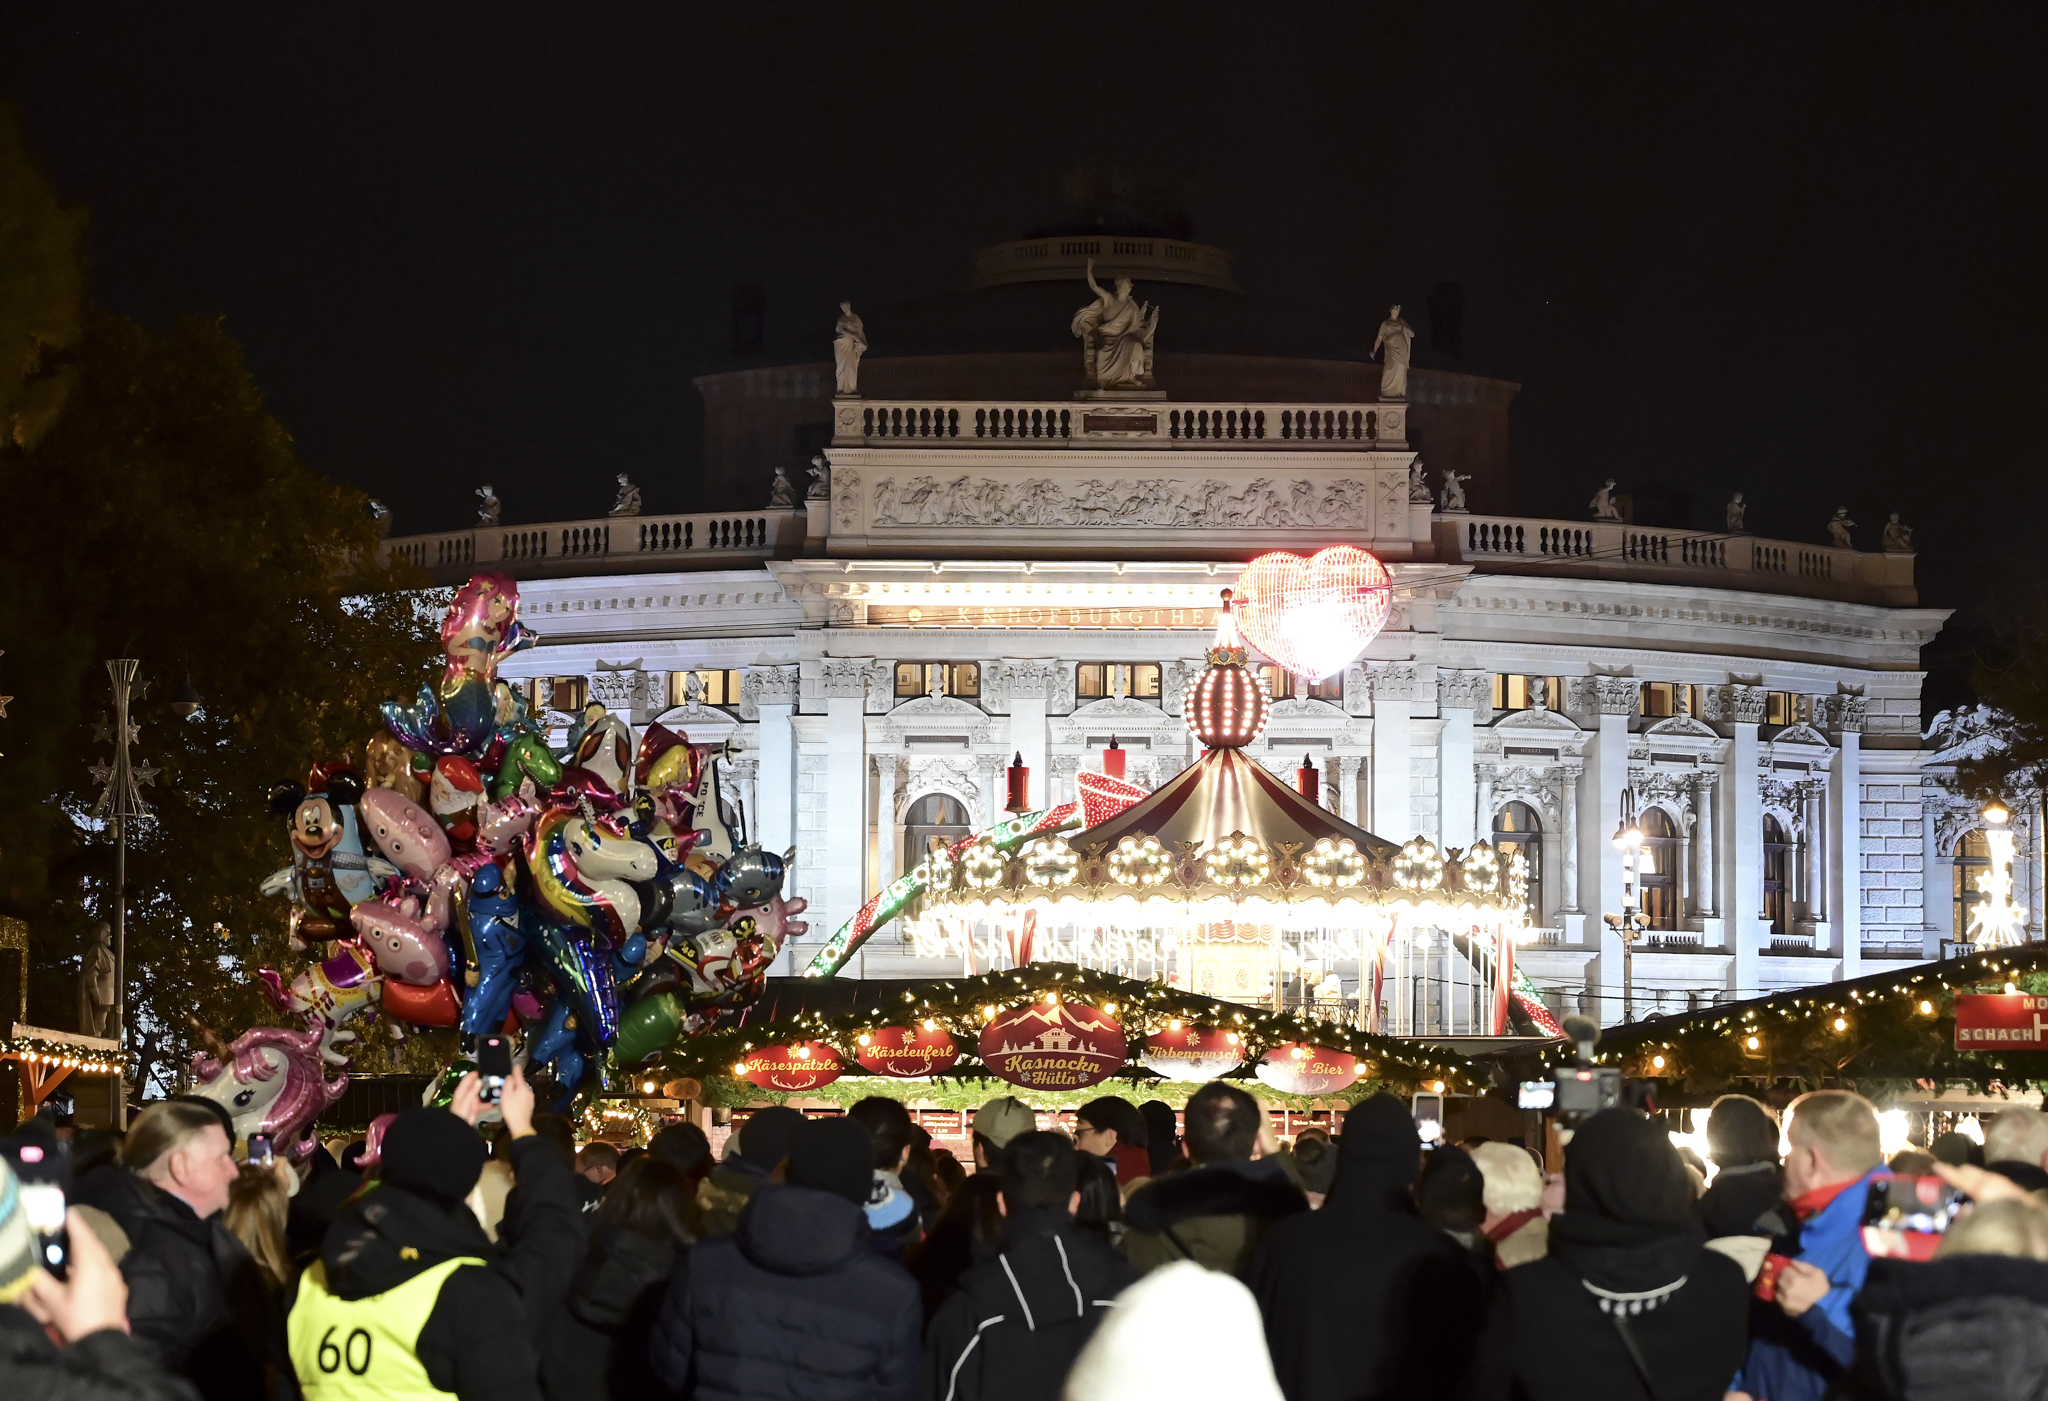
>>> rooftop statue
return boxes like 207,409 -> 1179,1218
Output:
768,463 -> 797,508
1725,493 -> 1746,531
610,473 -> 643,517
807,451 -> 831,502
1883,511 -> 1914,553
1371,304 -> 1415,401
1071,258 -> 1159,389
1408,458 -> 1433,504
832,301 -> 867,396
1439,468 -> 1469,514
476,483 -> 502,527
1827,506 -> 1856,548
1589,478 -> 1623,522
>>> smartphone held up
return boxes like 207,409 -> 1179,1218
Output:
478,1035 -> 513,1105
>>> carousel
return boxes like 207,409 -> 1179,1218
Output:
806,554 -> 1559,1040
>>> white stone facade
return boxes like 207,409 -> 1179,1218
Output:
385,391 -> 2013,1026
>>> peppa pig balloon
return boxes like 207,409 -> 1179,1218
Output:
350,897 -> 452,986
359,788 -> 451,883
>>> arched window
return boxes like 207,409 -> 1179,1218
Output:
1638,808 -> 1680,931
1492,801 -> 1544,924
1763,815 -> 1791,939
903,792 -> 975,876
1954,829 -> 1991,942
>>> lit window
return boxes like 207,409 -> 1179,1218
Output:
533,676 -> 587,714
1077,663 -> 1161,701
1639,682 -> 1695,718
1257,665 -> 1294,701
1954,830 -> 1990,942
895,663 -> 979,699
1764,691 -> 1800,726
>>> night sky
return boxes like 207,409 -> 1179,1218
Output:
5,6 -> 2043,708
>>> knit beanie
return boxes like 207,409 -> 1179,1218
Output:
379,1107 -> 488,1207
0,1159 -> 38,1304
734,1105 -> 804,1172
788,1118 -> 874,1206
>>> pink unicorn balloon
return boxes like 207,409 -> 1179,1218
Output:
188,1024 -> 347,1160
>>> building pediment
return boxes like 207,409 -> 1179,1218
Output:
1644,714 -> 1719,740
1492,707 -> 1582,736
1770,722 -> 1834,751
878,694 -> 993,744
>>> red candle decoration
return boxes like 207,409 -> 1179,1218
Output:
1295,754 -> 1320,803
978,999 -> 1125,1091
1005,752 -> 1031,812
1140,1023 -> 1247,1082
854,1024 -> 962,1078
1254,1043 -> 1362,1096
1102,736 -> 1126,780
734,1042 -> 844,1092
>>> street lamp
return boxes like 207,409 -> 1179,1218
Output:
1971,798 -> 2027,947
1604,788 -> 1649,1022
89,660 -> 159,1128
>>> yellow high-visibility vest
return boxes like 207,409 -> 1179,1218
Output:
288,1254 -> 484,1401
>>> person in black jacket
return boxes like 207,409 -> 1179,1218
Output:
286,1063 -> 586,1401
73,1101 -> 285,1401
1496,1109 -> 1749,1401
0,1149 -> 202,1401
1696,1093 -> 1790,1242
1250,1094 -> 1490,1401
540,1155 -> 698,1401
921,1132 -> 1137,1401
1121,1082 -> 1306,1277
647,1116 -> 921,1401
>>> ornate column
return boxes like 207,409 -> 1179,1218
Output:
1005,660 -> 1054,813
1559,764 -> 1582,914
1050,754 -> 1082,808
1336,756 -> 1363,826
874,755 -> 899,889
730,757 -> 760,848
977,754 -> 1005,828
1371,664 -> 1420,840
1691,774 -> 1718,918
1726,684 -> 1768,997
745,665 -> 798,856
1437,670 -> 1484,850
820,659 -> 872,931
1829,699 -> 1865,978
1806,780 -> 1827,924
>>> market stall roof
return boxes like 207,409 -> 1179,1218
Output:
1074,744 -> 1401,860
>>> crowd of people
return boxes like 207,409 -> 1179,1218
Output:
5,1068 -> 2048,1400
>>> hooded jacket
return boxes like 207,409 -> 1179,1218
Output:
0,1302 -> 203,1401
1498,1111 -> 1749,1401
1249,1096 -> 1492,1401
539,1225 -> 681,1401
646,1182 -> 922,1401
1853,1253 -> 2048,1401
919,1205 -> 1137,1401
294,1134 -> 585,1401
73,1165 -> 285,1401
1121,1157 -> 1306,1278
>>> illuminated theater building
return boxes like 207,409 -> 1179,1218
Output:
381,232 -> 2012,1027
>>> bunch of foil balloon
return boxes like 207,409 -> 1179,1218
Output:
189,572 -> 805,1154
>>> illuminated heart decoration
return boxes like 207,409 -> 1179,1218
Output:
1233,546 -> 1393,682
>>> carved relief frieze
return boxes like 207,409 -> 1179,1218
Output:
866,473 -> 1381,532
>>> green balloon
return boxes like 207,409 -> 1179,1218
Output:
613,990 -> 685,1067
492,733 -> 563,800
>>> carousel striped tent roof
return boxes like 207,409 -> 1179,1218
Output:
1076,745 -> 1401,859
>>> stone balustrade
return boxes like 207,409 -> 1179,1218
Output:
380,508 -> 801,584
1436,513 -> 1917,606
833,398 -> 1410,450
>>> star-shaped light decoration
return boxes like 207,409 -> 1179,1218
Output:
133,762 -> 160,787
92,714 -> 112,745
88,762 -> 115,787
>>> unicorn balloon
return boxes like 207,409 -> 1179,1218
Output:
188,1024 -> 348,1159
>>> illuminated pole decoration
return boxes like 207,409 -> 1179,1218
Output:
1231,545 -> 1394,683
1603,788 -> 1648,1022
1971,800 -> 2029,947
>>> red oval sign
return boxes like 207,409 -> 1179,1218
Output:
736,1042 -> 844,1092
977,1000 -> 1125,1092
854,1025 -> 962,1078
1141,1025 -> 1246,1082
1254,1044 -> 1361,1096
